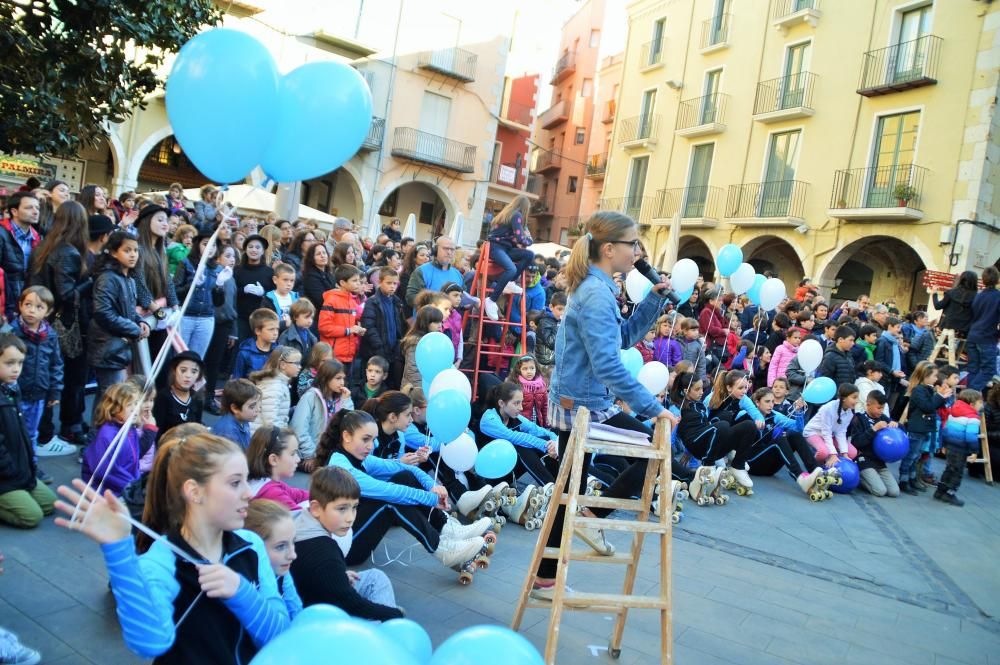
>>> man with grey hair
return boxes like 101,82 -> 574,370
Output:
331,217 -> 353,244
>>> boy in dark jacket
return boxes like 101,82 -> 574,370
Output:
818,326 -> 856,386
277,299 -> 317,358
360,267 -> 406,389
11,287 -> 65,477
850,391 -> 900,498
0,334 -> 56,528
291,466 -> 403,621
232,308 -> 279,379
535,291 -> 565,378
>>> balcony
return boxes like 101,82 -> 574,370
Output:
531,189 -> 556,217
539,99 -> 569,130
534,150 -> 561,175
676,93 -> 728,137
360,116 -> 385,151
828,164 -> 928,222
598,196 -> 656,225
753,72 -> 817,122
585,153 -> 607,179
639,39 -> 664,72
551,51 -> 576,85
487,161 -> 525,191
618,115 -> 659,150
858,35 -> 942,97
726,180 -> 809,226
654,186 -> 723,228
499,100 -> 533,131
390,127 -> 476,173
602,99 -> 617,124
700,14 -> 731,53
772,0 -> 822,31
417,47 -> 477,83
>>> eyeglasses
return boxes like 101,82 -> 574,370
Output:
609,239 -> 641,250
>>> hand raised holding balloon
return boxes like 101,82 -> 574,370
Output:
54,479 -> 131,544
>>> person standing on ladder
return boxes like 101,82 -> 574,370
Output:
531,211 -> 679,601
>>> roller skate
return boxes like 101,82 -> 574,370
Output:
456,485 -> 506,531
720,464 -> 754,497
434,535 -> 488,585
490,481 -> 517,509
502,485 -> 543,530
652,479 -> 687,524
441,515 -> 498,554
797,468 -> 833,502
585,476 -> 604,497
530,481 -> 556,522
688,466 -> 727,506
818,466 -> 842,488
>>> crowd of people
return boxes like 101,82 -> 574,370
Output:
0,177 -> 997,664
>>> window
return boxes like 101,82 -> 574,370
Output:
893,5 -> 933,83
649,18 -> 665,65
781,42 -> 811,109
867,111 -> 920,207
590,29 -> 600,48
567,176 -> 578,193
701,69 -> 722,124
684,144 -> 715,217
626,156 -> 649,214
582,78 -> 593,97
575,128 -> 586,144
761,130 -> 801,216
639,89 -> 657,138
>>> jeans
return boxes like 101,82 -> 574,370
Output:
59,346 -> 89,436
938,447 -> 968,492
354,569 -> 397,609
487,244 -> 534,300
900,431 -> 929,481
19,400 -> 44,450
966,342 -> 999,392
180,315 -> 215,359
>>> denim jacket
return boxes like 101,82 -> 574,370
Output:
550,265 -> 676,420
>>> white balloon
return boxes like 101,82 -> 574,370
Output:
428,368 -> 472,402
625,269 -> 653,302
797,338 -> 823,373
759,277 -> 787,311
440,432 -> 478,472
671,258 -> 699,292
729,263 -> 756,296
637,361 -> 670,395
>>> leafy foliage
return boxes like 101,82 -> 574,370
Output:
0,0 -> 221,156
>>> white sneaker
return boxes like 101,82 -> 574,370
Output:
433,535 -> 486,568
484,298 -> 499,321
36,439 -> 76,457
529,583 -> 574,602
441,515 -> 493,541
575,526 -> 615,556
728,467 -> 753,489
0,629 -> 41,665
503,283 -> 523,295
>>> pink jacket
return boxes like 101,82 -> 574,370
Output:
251,478 -> 310,510
768,340 -> 799,387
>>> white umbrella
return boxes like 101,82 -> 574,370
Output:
402,213 -> 416,238
365,214 -> 381,242
449,213 -> 465,247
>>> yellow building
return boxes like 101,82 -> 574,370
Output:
601,0 -> 1000,308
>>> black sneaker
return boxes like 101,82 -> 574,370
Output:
934,489 -> 965,506
899,480 -> 919,496
35,467 -> 54,484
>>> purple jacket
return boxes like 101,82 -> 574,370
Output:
653,337 -> 682,367
82,422 -> 143,496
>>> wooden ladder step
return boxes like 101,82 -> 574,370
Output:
558,495 -> 647,512
574,516 -> 670,534
541,547 -> 637,565
548,591 -> 669,611
581,441 -> 672,459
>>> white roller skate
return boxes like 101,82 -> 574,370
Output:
434,536 -> 488,585
652,479 -> 688,524
585,476 -> 604,497
820,466 -> 843,488
456,485 -> 496,520
441,515 -> 498,553
688,466 -> 728,506
530,481 -> 556,522
797,468 -> 833,502
720,463 -> 754,496
502,485 -> 543,530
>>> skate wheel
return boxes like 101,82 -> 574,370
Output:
718,495 -> 729,505
483,531 -> 497,545
525,520 -> 537,531
678,490 -> 689,501
834,477 -> 843,485
697,498 -> 708,506
671,513 -> 680,524
482,500 -> 496,513
458,571 -> 473,585
707,497 -> 716,505
676,502 -> 683,511
475,556 -> 490,570
528,496 -> 542,509
496,515 -> 506,526
810,492 -> 821,502
825,490 -> 833,499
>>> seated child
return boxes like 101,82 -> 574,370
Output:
152,351 -> 204,441
400,306 -> 445,391
854,360 -> 885,412
936,389 -> 983,506
363,391 -> 418,462
351,355 -> 389,407
291,359 -> 353,472
250,346 -> 301,433
652,314 -> 682,367
247,426 -> 309,510
211,379 -> 261,450
277,299 -> 317,359
679,318 -> 706,381
479,382 -> 558,486
291,466 -> 403,621
850,391 -> 901,498
244,499 -> 303,619
802,382 -> 861,466
509,354 -> 548,428
83,382 -> 156,497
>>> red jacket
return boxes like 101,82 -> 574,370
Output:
517,375 -> 548,428
318,288 -> 362,363
698,305 -> 727,348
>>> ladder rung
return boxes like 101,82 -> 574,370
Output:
565,495 -> 647,511
583,441 -> 671,459
574,516 -> 670,533
562,591 -> 669,610
542,547 -> 636,564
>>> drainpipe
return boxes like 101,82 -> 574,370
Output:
367,0 -> 403,233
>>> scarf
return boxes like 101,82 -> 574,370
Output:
518,374 -> 547,395
857,340 -> 876,360
18,319 -> 49,344
880,331 -> 901,372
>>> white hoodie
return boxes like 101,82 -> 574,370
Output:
802,399 -> 853,455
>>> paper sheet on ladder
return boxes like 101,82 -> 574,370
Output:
587,422 -> 652,446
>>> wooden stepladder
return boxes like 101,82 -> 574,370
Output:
929,328 -> 963,365
974,415 -> 994,484
511,408 -> 674,664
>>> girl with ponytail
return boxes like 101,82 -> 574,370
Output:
53,432 -> 289,663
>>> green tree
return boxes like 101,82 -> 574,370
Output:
0,0 -> 221,156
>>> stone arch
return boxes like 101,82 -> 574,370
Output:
302,165 -> 366,226
741,234 -> 807,295
678,235 -> 716,281
817,235 -> 932,311
124,125 -> 174,185
105,130 -> 127,191
372,174 -> 460,243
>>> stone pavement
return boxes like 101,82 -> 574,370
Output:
2,450 -> 999,664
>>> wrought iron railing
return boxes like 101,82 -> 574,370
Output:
534,150 -> 561,172
598,196 -> 655,224
640,38 -> 664,68
657,186 -> 723,219
417,47 -> 477,82
361,116 -> 385,151
829,164 -> 928,210
618,115 -> 659,144
585,153 -> 607,178
531,188 -> 556,215
488,160 -> 522,189
858,35 -> 942,95
772,0 -> 820,20
726,180 -> 809,219
676,93 -> 729,130
391,127 -> 476,173
539,99 -> 569,128
753,72 -> 818,115
701,13 -> 730,49
551,51 -> 576,84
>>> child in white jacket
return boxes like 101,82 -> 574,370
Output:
251,346 -> 300,434
853,361 -> 885,413
802,382 -> 860,466
290,359 -> 353,472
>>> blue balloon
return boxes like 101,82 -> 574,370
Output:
380,619 -> 432,664
262,61 -> 373,183
252,619 -> 419,665
830,458 -> 860,494
291,603 -> 349,630
746,274 -> 767,306
430,625 -> 544,665
802,377 -> 837,404
873,428 -> 909,463
415,332 -> 455,386
675,286 -> 694,304
166,29 -> 279,183
620,347 -> 644,378
427,389 -> 471,443
716,243 -> 743,277
474,439 -> 518,479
